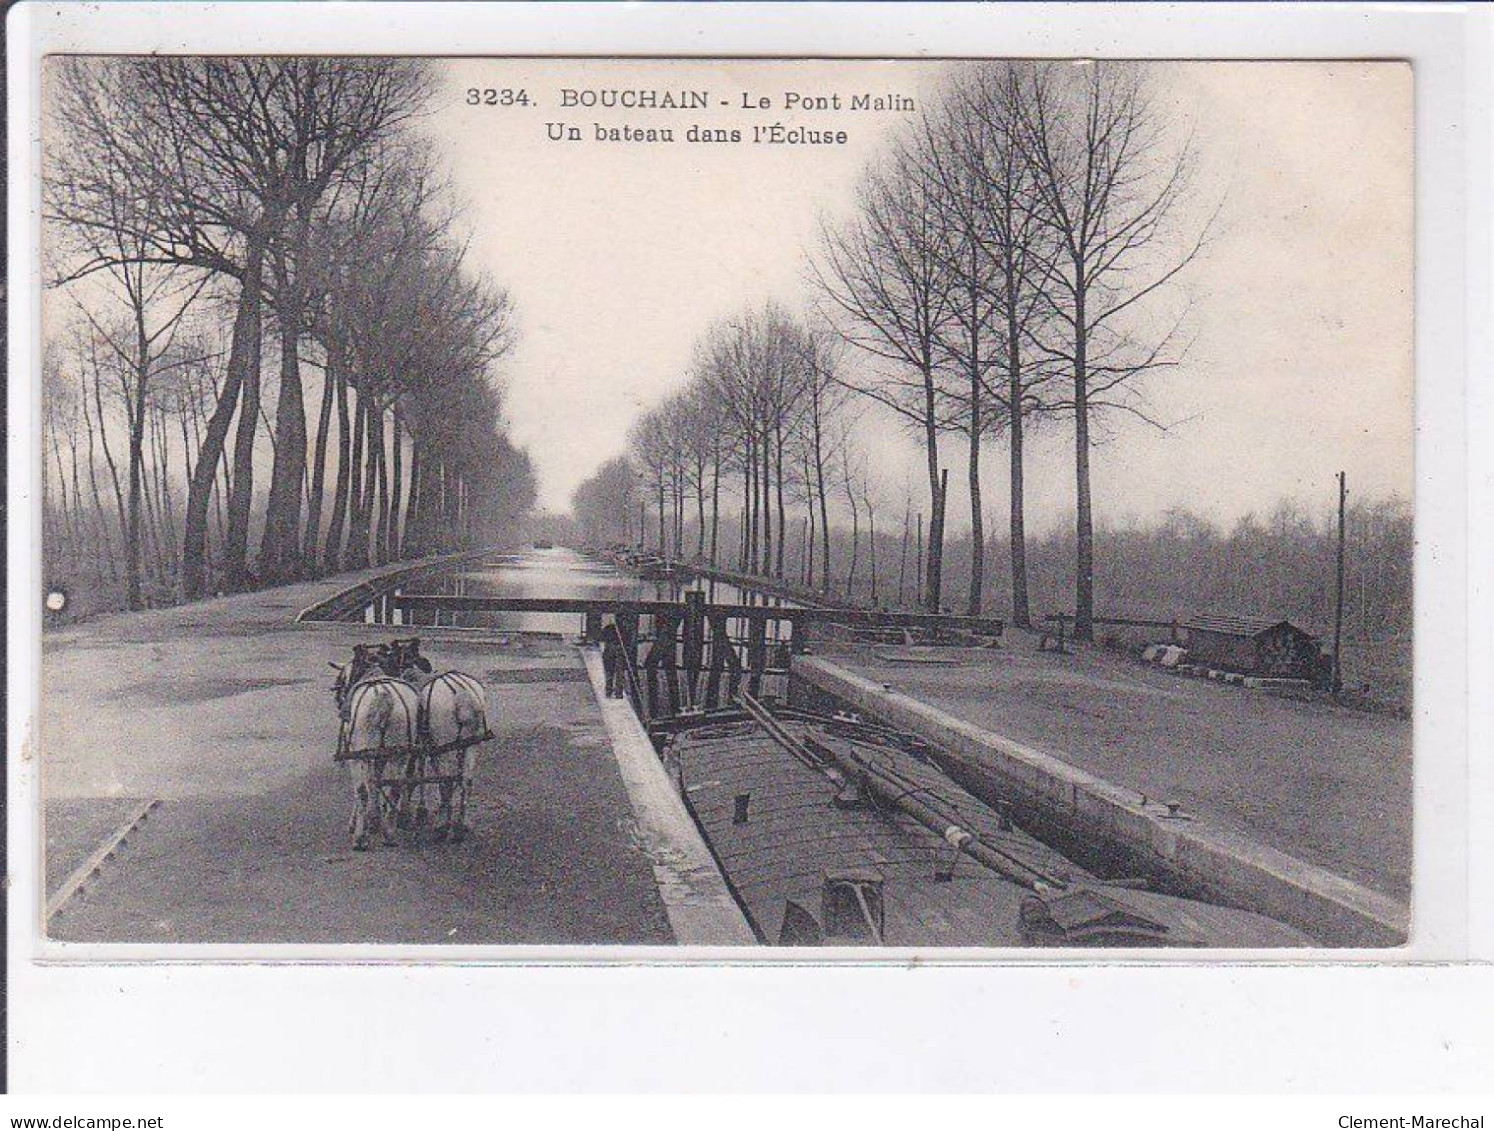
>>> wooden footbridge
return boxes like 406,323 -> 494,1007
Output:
389,590 -> 1004,724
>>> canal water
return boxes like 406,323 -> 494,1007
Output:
374,545 -> 799,641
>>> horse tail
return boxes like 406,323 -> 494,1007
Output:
346,677 -> 420,755
420,672 -> 490,745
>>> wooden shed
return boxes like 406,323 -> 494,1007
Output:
1180,612 -> 1322,679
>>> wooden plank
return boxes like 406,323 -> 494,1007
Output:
682,591 -> 706,706
672,716 -> 1038,946
704,612 -> 729,709
746,614 -> 767,697
390,593 -> 1005,636
46,799 -> 162,922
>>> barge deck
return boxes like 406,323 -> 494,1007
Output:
658,700 -> 1315,949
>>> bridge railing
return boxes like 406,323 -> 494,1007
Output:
389,592 -> 1003,719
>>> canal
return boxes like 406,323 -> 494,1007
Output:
372,545 -> 801,640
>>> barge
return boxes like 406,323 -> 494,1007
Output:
653,696 -> 1315,948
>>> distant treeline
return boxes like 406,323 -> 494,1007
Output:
623,496 -> 1408,635
596,494 -> 1410,695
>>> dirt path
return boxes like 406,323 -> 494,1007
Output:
41,568 -> 674,945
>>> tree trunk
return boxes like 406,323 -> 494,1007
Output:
815,431 -> 831,593
760,427 -> 773,579
915,512 -> 923,608
404,434 -> 423,559
695,467 -> 706,560
456,476 -> 469,546
746,431 -> 758,573
303,350 -> 336,574
389,406 -> 404,560
656,476 -> 666,553
803,450 -> 816,590
66,428 -> 83,561
220,245 -> 268,593
373,405 -> 390,565
261,206 -> 314,582
156,404 -> 179,577
741,460 -> 752,567
846,485 -> 860,599
673,470 -> 684,557
1074,279 -> 1094,641
260,305 -> 306,582
91,353 -> 130,580
921,363 -> 944,612
708,443 -> 721,567
323,352 -> 353,572
805,504 -> 815,588
1008,316 -> 1032,629
966,272 -> 985,617
178,401 -> 199,574
138,415 -> 164,594
123,326 -> 150,610
773,420 -> 786,579
444,464 -> 457,550
344,389 -> 371,568
185,377 -> 227,555
898,501 -> 910,607
149,407 -> 176,585
80,391 -> 118,583
50,423 -> 77,559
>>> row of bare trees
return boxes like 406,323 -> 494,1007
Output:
575,61 -> 1206,635
578,304 -> 889,601
43,57 -> 536,614
811,60 -> 1206,634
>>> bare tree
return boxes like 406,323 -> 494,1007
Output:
930,62 -> 1062,625
374,251 -> 517,562
700,308 -> 784,575
837,429 -> 867,599
47,57 -> 433,595
1015,61 -> 1209,639
811,149 -> 959,611
915,101 -> 1002,616
794,327 -> 845,593
66,281 -> 203,608
572,456 -> 639,546
628,412 -> 672,553
42,349 -> 84,571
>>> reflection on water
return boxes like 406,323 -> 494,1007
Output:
378,546 -> 799,640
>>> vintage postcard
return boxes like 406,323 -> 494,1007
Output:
33,52 -> 1415,955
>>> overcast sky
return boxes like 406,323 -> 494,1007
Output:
424,59 -> 1412,530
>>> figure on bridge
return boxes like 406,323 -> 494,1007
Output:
601,618 -> 628,698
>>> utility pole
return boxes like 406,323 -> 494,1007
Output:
1333,470 -> 1347,696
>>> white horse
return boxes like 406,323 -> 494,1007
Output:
418,671 -> 491,842
336,670 -> 422,850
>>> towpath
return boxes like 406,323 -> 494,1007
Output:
40,553 -> 677,945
